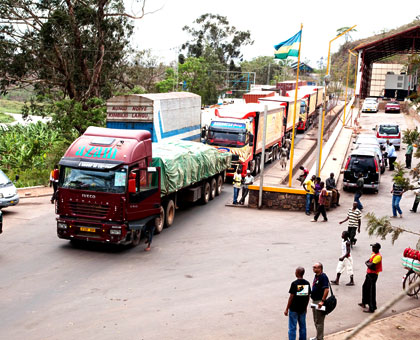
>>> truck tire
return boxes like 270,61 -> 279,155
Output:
201,182 -> 211,204
131,230 -> 141,246
154,207 -> 164,234
210,178 -> 217,200
216,175 -> 223,196
165,199 -> 175,227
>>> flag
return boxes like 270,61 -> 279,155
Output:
274,30 -> 301,59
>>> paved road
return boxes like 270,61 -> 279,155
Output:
0,110 -> 419,340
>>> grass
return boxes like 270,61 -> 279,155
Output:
0,112 -> 15,123
0,99 -> 25,114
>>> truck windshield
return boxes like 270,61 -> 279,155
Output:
207,130 -> 246,147
60,167 -> 127,193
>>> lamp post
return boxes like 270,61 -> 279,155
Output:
316,25 -> 357,177
343,49 -> 358,126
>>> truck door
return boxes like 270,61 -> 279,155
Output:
126,167 -> 161,222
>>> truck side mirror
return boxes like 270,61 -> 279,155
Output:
249,134 -> 254,146
128,179 -> 136,193
201,127 -> 207,139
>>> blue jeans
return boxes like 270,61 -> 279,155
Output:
392,195 -> 402,216
306,194 -> 314,213
354,192 -> 363,210
233,187 -> 240,204
288,310 -> 307,340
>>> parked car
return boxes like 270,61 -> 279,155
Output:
0,170 -> 19,208
354,144 -> 386,174
362,98 -> 379,113
354,135 -> 381,148
385,101 -> 401,113
374,124 -> 401,150
343,149 -> 381,192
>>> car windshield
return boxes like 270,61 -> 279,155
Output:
60,166 -> 127,193
349,156 -> 376,173
379,126 -> 399,135
0,170 -> 11,186
207,129 -> 247,147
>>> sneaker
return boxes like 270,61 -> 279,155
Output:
391,215 -> 397,218
310,219 -> 317,222
145,247 -> 151,252
309,337 -> 317,340
363,308 -> 374,313
358,303 -> 366,308
346,282 -> 355,286
330,280 -> 339,285
322,219 -> 328,222
305,212 -> 310,216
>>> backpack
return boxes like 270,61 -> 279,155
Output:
323,282 -> 337,315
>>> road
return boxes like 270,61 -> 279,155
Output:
1,109 -> 419,340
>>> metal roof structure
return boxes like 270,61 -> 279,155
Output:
354,25 -> 420,98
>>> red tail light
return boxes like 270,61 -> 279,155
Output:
344,157 -> 350,170
398,132 -> 401,138
374,158 -> 379,172
376,131 -> 380,138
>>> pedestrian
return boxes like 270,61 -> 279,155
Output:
303,175 -> 316,216
354,173 -> 364,210
387,141 -> 397,171
311,182 -> 328,222
330,231 -> 354,286
359,243 -> 382,313
310,262 -> 329,340
279,147 -> 288,170
405,143 -> 414,169
325,172 -> 340,207
314,177 -> 321,210
339,202 -> 361,247
144,223 -> 155,251
297,166 -> 309,185
285,137 -> 292,160
50,164 -> 59,204
410,181 -> 420,213
232,168 -> 242,205
239,170 -> 254,205
285,267 -> 311,340
391,181 -> 405,218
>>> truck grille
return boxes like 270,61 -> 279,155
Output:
69,202 -> 109,218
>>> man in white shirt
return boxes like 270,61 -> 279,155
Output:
387,141 -> 397,171
239,170 -> 254,205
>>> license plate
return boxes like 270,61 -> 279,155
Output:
80,227 -> 96,233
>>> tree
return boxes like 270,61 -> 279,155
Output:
181,13 -> 253,68
0,0 -> 151,103
336,26 -> 358,43
241,57 -> 284,85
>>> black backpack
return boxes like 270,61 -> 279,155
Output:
323,282 -> 337,315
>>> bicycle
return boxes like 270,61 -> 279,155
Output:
402,268 -> 420,298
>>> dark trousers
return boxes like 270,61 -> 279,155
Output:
412,200 -> 419,213
362,273 -> 378,311
354,192 -> 363,210
145,224 -> 155,246
388,157 -> 397,170
51,181 -> 58,202
314,204 -> 327,221
406,154 -> 412,168
348,227 -> 358,245
239,185 -> 249,204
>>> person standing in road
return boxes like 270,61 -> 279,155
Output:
314,177 -> 322,210
232,168 -> 242,205
239,170 -> 254,205
284,267 -> 311,340
303,175 -> 316,216
326,172 -> 340,207
359,243 -> 382,313
354,173 -> 364,210
410,181 -> 420,213
405,143 -> 414,169
311,182 -> 328,222
391,181 -> 405,218
387,142 -> 397,171
339,202 -> 362,247
310,262 -> 329,340
50,164 -> 60,204
330,231 -> 354,286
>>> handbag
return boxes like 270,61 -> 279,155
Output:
323,282 -> 337,315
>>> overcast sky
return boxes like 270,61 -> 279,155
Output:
131,0 -> 419,67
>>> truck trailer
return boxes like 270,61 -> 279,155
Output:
106,92 -> 201,142
201,102 -> 284,177
55,127 -> 231,246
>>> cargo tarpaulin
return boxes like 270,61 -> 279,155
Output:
152,141 -> 231,195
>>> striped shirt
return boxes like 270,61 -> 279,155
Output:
347,208 -> 361,228
392,183 -> 404,196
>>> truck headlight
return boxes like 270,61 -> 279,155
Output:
110,229 -> 121,235
57,222 -> 67,229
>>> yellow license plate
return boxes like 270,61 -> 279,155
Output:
80,227 -> 96,232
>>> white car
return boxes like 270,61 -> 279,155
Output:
362,98 -> 379,113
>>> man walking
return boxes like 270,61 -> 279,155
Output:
339,202 -> 361,247
310,263 -> 329,340
354,173 -> 364,210
303,175 -> 316,216
405,143 -> 413,169
326,172 -> 340,207
232,168 -> 242,205
410,180 -> 420,213
284,267 -> 311,340
311,182 -> 328,222
359,243 -> 382,313
239,170 -> 254,205
387,142 -> 397,171
391,181 -> 405,218
330,231 -> 354,286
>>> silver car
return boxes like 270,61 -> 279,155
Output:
374,124 -> 401,150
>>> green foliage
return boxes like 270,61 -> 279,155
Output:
0,99 -> 25,114
241,57 -> 288,85
0,113 -> 15,124
402,127 -> 420,145
392,162 -> 413,191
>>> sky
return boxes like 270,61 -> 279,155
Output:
131,0 -> 420,68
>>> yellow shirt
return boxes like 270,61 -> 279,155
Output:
304,179 -> 314,195
233,173 -> 242,189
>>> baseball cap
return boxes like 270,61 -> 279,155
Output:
370,242 -> 381,249
246,170 -> 251,174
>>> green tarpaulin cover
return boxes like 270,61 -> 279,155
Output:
152,141 -> 231,196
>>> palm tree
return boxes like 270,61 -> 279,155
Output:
336,27 -> 358,43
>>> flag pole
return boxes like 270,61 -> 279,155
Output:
288,23 -> 303,187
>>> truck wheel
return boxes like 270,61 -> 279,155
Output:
216,175 -> 223,196
201,182 -> 211,204
154,207 -> 164,234
131,230 -> 141,246
210,178 -> 217,200
165,200 -> 175,227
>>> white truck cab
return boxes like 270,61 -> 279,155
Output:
0,170 -> 19,208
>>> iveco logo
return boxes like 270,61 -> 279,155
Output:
82,194 -> 96,199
